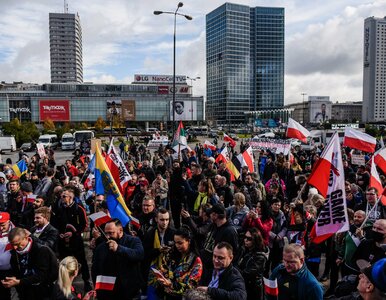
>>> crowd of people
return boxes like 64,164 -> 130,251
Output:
0,138 -> 385,300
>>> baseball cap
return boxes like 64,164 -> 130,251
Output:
0,212 -> 10,223
209,203 -> 226,216
21,182 -> 33,193
362,258 -> 386,293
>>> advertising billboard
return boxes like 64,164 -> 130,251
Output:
134,74 -> 186,84
309,97 -> 332,123
121,100 -> 136,121
170,100 -> 197,121
39,100 -> 70,122
106,100 -> 122,121
157,85 -> 190,95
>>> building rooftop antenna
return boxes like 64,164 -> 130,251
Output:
64,0 -> 68,13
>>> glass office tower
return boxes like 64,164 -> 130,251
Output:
206,3 -> 284,124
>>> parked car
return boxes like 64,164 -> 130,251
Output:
20,142 -> 36,152
208,130 -> 219,138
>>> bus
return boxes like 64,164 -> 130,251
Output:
73,130 -> 95,147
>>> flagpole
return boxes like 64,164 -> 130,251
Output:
359,197 -> 380,230
296,182 -> 307,201
178,143 -> 181,162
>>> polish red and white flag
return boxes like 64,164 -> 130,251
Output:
308,132 -> 349,243
370,157 -> 386,205
343,127 -> 376,153
223,133 -> 236,148
286,118 -> 310,143
242,146 -> 254,173
204,140 -> 217,151
89,212 -> 112,227
263,278 -> 279,297
95,275 -> 116,291
374,148 -> 386,174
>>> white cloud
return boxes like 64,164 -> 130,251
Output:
0,0 -> 385,109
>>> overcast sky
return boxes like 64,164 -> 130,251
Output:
0,0 -> 384,104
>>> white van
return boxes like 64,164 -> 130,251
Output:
38,134 -> 59,149
0,137 -> 17,152
61,133 -> 75,150
126,128 -> 141,134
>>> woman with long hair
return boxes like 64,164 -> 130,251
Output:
154,228 -> 203,299
236,227 -> 269,300
192,179 -> 218,213
51,256 -> 95,300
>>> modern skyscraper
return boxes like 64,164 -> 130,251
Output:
362,16 -> 386,122
206,3 -> 284,124
49,12 -> 83,83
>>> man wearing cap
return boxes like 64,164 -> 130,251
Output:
0,212 -> 13,300
6,177 -> 24,227
201,203 -> 239,278
357,258 -> 386,300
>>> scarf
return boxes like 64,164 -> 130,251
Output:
194,192 -> 208,212
16,237 -> 33,255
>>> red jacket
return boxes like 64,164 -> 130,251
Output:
243,216 -> 273,246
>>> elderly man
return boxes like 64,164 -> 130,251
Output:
92,219 -> 144,300
0,212 -> 13,300
198,242 -> 247,299
1,227 -> 58,300
269,243 -> 323,300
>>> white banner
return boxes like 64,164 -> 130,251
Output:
36,143 -> 46,158
248,139 -> 291,155
315,133 -> 349,236
351,154 -> 365,166
108,146 -> 131,187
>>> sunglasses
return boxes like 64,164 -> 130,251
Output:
244,236 -> 253,241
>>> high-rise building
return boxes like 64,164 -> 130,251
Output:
362,16 -> 386,122
49,12 -> 83,83
206,3 -> 284,124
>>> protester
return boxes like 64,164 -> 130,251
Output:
198,242 -> 247,300
268,243 -> 323,300
92,219 -> 144,299
2,227 -> 58,300
30,206 -> 59,252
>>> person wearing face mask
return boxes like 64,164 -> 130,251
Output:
91,219 -> 144,300
1,227 -> 58,300
0,212 -> 14,300
353,219 -> 386,267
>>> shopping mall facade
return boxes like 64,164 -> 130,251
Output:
0,75 -> 204,128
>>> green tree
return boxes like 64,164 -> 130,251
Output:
95,116 -> 106,132
80,122 -> 88,129
43,118 -> 56,131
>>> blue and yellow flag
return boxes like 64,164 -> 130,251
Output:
12,160 -> 28,177
94,146 -> 132,226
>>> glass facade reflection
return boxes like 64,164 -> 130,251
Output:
206,3 -> 284,124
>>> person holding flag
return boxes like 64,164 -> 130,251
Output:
92,218 -> 144,300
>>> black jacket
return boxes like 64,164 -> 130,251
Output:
10,239 -> 58,300
30,223 -> 59,253
200,264 -> 247,300
92,233 -> 144,300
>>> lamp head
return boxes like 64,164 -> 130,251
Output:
153,11 -> 163,15
178,2 -> 184,8
184,15 -> 193,20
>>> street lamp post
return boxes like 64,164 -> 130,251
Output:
154,2 -> 192,134
301,92 -> 307,124
187,76 -> 200,122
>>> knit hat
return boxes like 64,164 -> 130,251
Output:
21,182 -> 33,193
